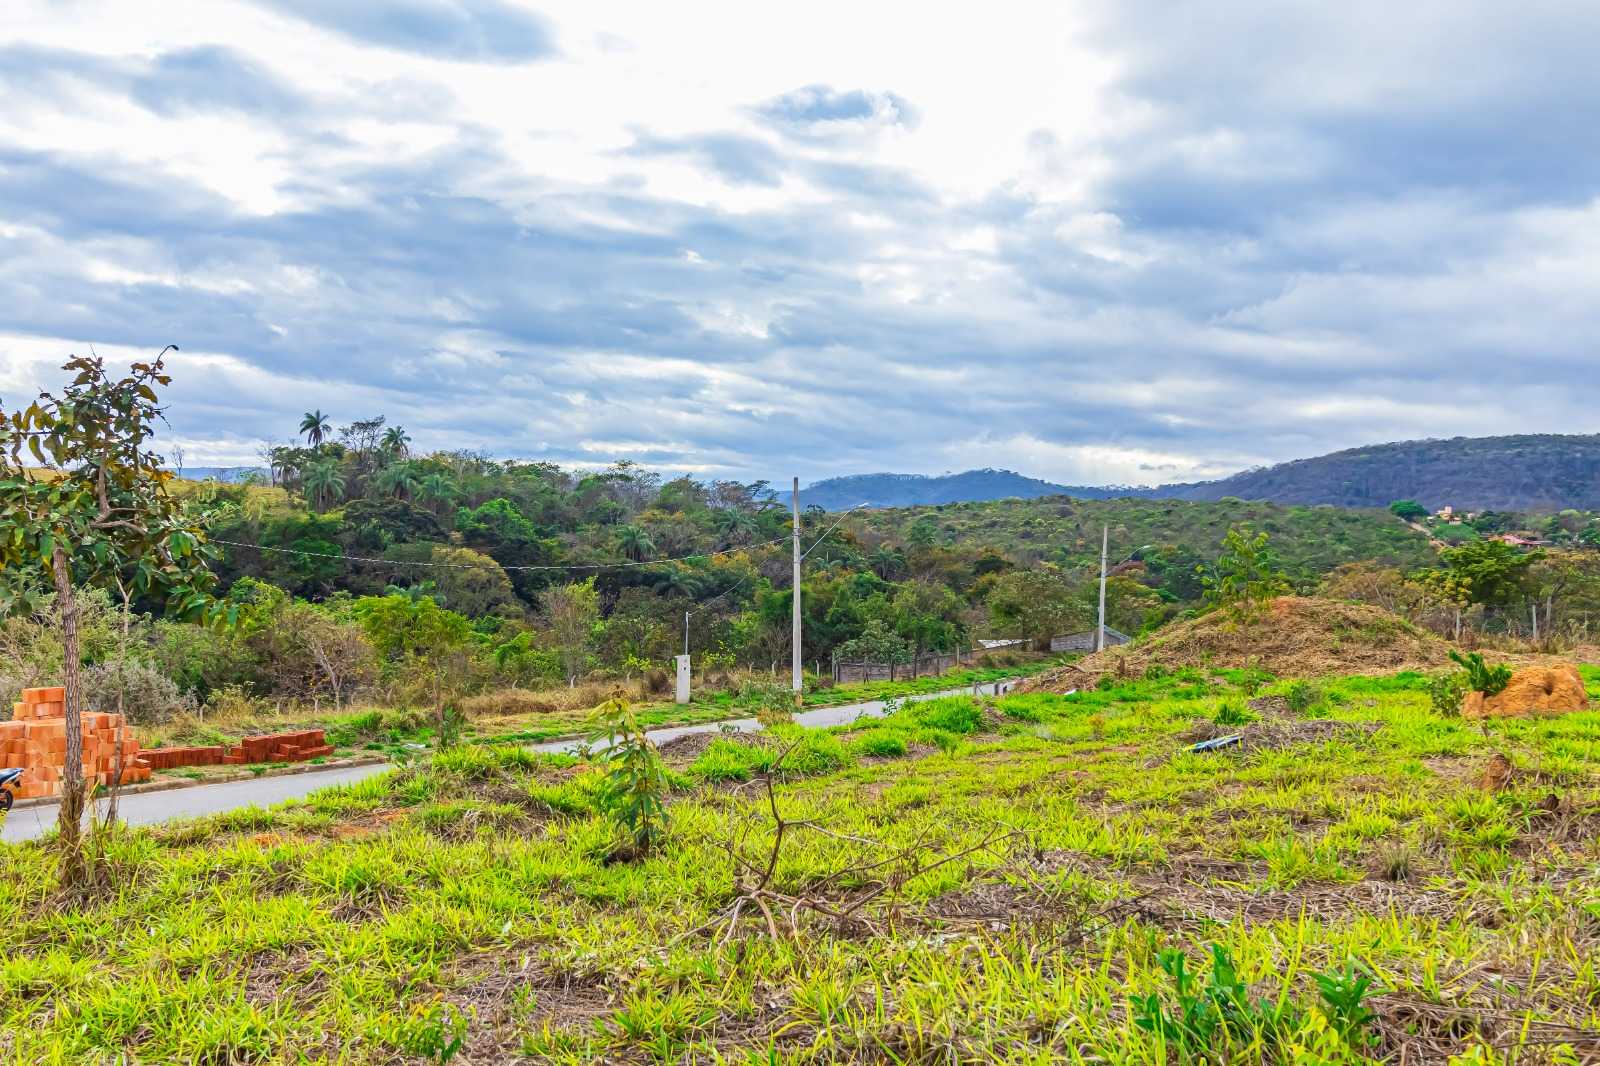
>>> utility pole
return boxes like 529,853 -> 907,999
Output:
1096,524 -> 1109,653
792,476 -> 803,705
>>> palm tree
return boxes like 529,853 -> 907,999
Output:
713,508 -> 759,548
418,473 -> 458,515
381,426 -> 411,458
299,410 -> 331,449
869,544 -> 906,580
302,459 -> 346,512
616,524 -> 657,562
374,461 -> 420,500
652,567 -> 703,598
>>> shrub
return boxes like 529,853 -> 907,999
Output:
735,678 -> 796,727
589,698 -> 670,854
1427,672 -> 1468,717
1449,650 -> 1512,696
82,659 -> 196,725
850,732 -> 908,758
1283,680 -> 1325,715
437,704 -> 466,750
1213,699 -> 1256,727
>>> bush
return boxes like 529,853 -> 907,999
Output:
905,697 -> 984,734
1213,699 -> 1256,728
83,659 -> 196,725
1427,672 -> 1468,717
734,678 -> 796,727
1283,680 -> 1325,715
850,732 -> 908,758
1449,650 -> 1512,697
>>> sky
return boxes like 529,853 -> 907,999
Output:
2,1 -> 1597,487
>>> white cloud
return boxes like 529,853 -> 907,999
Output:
0,1 -> 1596,486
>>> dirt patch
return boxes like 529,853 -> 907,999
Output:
435,951 -> 616,1062
656,729 -> 764,767
1177,716 -> 1382,754
1131,872 -> 1469,928
327,808 -> 407,840
1020,597 -> 1451,690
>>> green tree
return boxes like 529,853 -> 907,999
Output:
890,578 -> 964,653
374,461 -> 420,500
0,352 -> 225,889
299,409 -> 331,449
867,544 -> 906,580
380,425 -> 410,458
615,524 -> 657,562
302,459 -> 346,513
418,472 -> 458,515
354,593 -> 473,718
541,578 -> 600,686
1417,539 -> 1539,609
986,567 -> 1088,649
832,617 -> 912,665
1389,500 -> 1428,522
1200,525 -> 1291,623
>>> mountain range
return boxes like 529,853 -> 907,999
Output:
802,434 -> 1600,512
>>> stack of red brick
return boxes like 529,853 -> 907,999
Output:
140,745 -> 227,771
1,686 -> 152,799
222,730 -> 333,765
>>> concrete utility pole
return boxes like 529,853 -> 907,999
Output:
792,477 -> 803,705
1096,524 -> 1109,653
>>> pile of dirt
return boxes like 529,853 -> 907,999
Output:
1463,664 -> 1589,719
1019,597 -> 1452,691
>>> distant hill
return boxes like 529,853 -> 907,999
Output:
802,469 -> 1124,509
175,466 -> 267,483
805,435 -> 1600,512
1154,435 -> 1600,510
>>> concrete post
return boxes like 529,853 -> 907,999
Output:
674,654 -> 691,704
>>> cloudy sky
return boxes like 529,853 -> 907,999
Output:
2,2 -> 1597,486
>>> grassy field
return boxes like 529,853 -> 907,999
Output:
2,667 -> 1598,1062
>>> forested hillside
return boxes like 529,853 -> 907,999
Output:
848,496 -> 1435,591
1158,434 -> 1600,509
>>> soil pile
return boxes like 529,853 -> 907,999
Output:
1462,664 -> 1588,719
1019,597 -> 1452,691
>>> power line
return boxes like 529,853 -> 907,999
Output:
210,505 -> 867,580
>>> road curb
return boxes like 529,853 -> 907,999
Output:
9,754 -> 392,812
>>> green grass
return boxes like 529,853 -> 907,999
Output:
1,670 -> 1597,1062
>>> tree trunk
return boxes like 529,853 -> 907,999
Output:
50,548 -> 87,891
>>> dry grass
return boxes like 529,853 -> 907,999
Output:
1023,597 -> 1454,692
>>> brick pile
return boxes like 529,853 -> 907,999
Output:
222,730 -> 333,765
133,731 -> 332,770
140,746 -> 227,771
3,684 -> 338,800
1,686 -> 152,800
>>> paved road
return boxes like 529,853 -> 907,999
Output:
2,681 -> 1013,844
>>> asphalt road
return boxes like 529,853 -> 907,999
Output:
2,679 -> 1015,844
